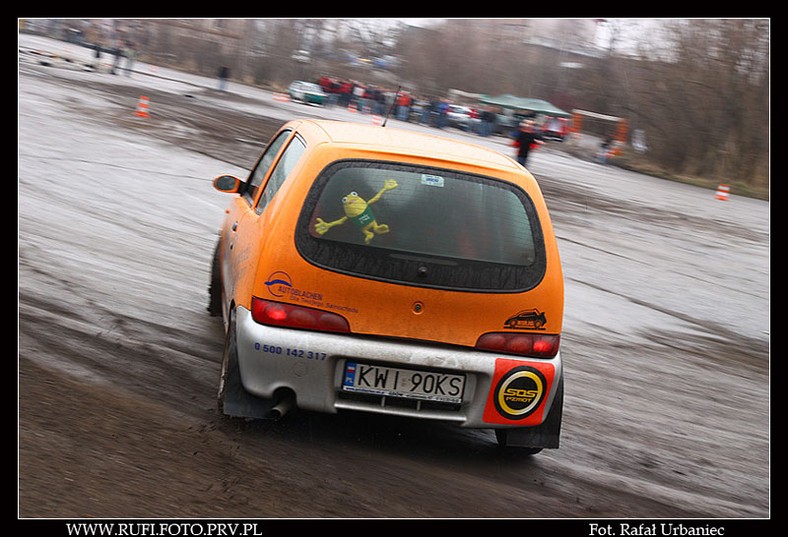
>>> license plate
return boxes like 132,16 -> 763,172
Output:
342,362 -> 465,403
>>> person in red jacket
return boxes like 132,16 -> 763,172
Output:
396,91 -> 412,121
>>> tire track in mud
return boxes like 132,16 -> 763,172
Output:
18,239 -> 224,422
58,73 -> 284,169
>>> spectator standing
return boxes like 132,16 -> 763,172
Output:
479,107 -> 496,137
374,88 -> 386,116
513,120 -> 544,168
340,81 -> 353,107
436,99 -> 450,129
396,91 -> 411,121
123,41 -> 137,76
83,22 -> 103,71
217,66 -> 230,92
110,38 -> 123,74
352,83 -> 366,111
421,97 -> 436,125
109,23 -> 126,75
596,137 -> 613,164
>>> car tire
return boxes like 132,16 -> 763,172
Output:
217,308 -> 277,419
207,240 -> 222,317
494,429 -> 543,455
216,309 -> 238,414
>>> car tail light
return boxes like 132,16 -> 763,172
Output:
475,332 -> 560,358
251,298 -> 350,333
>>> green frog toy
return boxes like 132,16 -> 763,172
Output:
314,179 -> 398,244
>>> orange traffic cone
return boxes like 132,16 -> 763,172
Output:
715,184 -> 730,201
134,95 -> 150,118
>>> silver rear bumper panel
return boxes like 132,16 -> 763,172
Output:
234,306 -> 562,429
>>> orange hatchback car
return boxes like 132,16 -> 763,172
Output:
208,119 -> 564,452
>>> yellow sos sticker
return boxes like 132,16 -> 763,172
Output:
483,359 -> 555,425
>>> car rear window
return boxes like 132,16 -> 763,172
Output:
296,160 -> 546,292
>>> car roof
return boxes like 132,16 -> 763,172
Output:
293,119 -> 522,173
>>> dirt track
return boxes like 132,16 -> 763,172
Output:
18,56 -> 770,524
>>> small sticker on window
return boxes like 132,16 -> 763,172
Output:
421,174 -> 445,187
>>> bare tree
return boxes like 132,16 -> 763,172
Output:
624,19 -> 769,187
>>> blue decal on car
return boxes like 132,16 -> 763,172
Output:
344,362 -> 357,387
265,271 -> 293,297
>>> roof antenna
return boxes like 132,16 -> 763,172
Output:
381,85 -> 401,127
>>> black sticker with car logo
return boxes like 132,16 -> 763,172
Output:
493,366 -> 546,420
504,308 -> 547,330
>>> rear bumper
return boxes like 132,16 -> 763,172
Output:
234,306 -> 562,429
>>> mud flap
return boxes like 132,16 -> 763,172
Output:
496,377 -> 564,449
217,315 -> 276,420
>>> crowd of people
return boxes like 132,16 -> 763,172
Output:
315,76 -> 573,168
317,76 -> 414,119
314,76 -> 573,153
316,76 -> 522,137
314,76 -> 588,169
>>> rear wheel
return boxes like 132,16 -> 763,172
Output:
217,309 -> 276,419
216,309 -> 237,414
494,429 -> 543,454
207,241 -> 222,317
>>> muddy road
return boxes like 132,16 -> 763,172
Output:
18,40 -> 769,524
